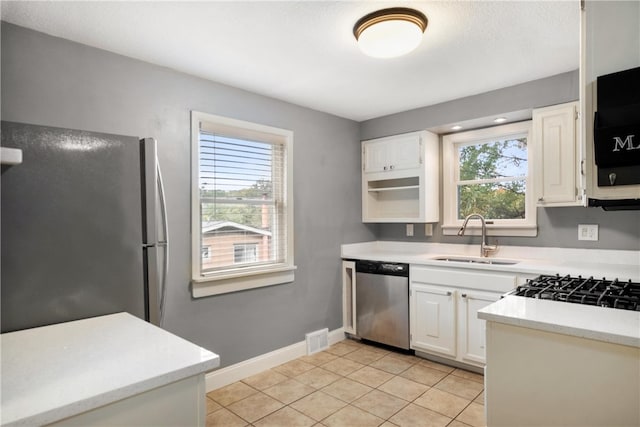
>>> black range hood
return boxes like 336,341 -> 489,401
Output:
591,66 -> 640,210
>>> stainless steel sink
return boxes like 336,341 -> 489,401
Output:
431,256 -> 519,265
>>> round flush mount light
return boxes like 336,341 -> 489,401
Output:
353,7 -> 428,58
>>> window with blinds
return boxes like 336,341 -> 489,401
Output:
191,111 -> 294,296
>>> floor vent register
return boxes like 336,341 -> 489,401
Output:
305,328 -> 329,355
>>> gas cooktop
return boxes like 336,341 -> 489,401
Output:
508,274 -> 640,311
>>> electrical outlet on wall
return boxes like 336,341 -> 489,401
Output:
406,224 -> 414,237
424,224 -> 433,237
578,224 -> 599,241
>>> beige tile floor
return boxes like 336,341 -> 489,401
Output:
206,339 -> 486,427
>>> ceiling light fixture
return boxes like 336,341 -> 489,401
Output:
451,125 -> 463,131
494,117 -> 507,123
353,7 -> 428,59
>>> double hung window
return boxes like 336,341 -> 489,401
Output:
191,111 -> 294,296
442,121 -> 536,236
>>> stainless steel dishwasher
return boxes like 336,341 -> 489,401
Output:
356,260 -> 410,350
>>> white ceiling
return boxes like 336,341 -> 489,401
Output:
0,1 -> 580,122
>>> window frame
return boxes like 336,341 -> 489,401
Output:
441,121 -> 537,237
191,111 -> 295,297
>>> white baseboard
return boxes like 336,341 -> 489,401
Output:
205,327 -> 345,391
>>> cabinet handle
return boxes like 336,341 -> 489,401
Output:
390,165 -> 395,170
464,293 -> 498,302
538,197 -> 544,202
426,289 -> 453,297
383,166 -> 387,171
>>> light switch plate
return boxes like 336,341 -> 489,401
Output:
406,224 -> 414,237
578,224 -> 598,241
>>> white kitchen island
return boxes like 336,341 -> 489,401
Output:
1,312 -> 220,426
479,297 -> 640,427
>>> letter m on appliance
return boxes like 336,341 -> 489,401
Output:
595,126 -> 640,168
612,135 -> 638,151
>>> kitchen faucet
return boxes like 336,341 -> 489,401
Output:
457,213 -> 498,257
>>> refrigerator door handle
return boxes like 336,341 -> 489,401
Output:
142,138 -> 159,245
157,161 -> 169,326
145,246 -> 161,325
141,138 -> 169,327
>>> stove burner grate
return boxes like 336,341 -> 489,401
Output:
508,274 -> 640,311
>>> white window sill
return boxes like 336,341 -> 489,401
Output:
192,266 -> 296,298
441,224 -> 538,237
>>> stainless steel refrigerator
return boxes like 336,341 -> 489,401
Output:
1,121 -> 168,333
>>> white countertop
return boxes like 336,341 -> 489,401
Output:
478,295 -> 640,348
342,241 -> 640,281
1,313 -> 220,426
342,241 -> 640,348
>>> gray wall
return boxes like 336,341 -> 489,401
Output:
375,207 -> 640,251
359,71 -> 580,140
361,71 -> 640,251
0,22 -> 375,367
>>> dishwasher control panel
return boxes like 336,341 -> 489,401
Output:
355,260 -> 409,277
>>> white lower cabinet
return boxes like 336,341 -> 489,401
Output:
410,266 -> 513,367
458,290 -> 500,365
484,322 -> 640,427
48,375 -> 206,426
410,284 -> 456,357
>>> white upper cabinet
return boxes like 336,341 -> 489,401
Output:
533,101 -> 583,207
361,131 -> 440,223
363,133 -> 423,173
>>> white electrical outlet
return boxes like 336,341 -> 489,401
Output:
406,224 -> 414,237
424,224 -> 433,237
578,224 -> 599,241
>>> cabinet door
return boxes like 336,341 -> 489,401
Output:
533,102 -> 581,206
386,133 -> 422,172
458,290 -> 500,365
363,140 -> 388,173
410,283 -> 456,357
363,133 -> 422,173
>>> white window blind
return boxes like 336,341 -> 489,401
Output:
191,111 -> 294,296
199,131 -> 286,274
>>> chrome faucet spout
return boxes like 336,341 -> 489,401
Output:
457,213 -> 498,257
